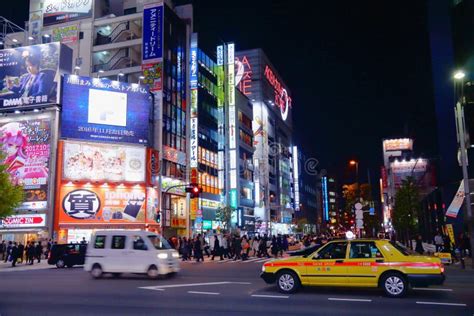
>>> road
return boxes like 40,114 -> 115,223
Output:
0,257 -> 473,316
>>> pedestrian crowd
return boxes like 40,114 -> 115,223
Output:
0,239 -> 53,267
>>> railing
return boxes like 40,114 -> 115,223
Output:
93,48 -> 128,72
110,21 -> 130,43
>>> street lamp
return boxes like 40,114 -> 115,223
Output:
349,160 -> 359,185
453,70 -> 474,269
97,69 -> 104,78
138,75 -> 145,85
117,72 -> 124,81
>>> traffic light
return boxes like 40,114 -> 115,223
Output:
185,183 -> 203,198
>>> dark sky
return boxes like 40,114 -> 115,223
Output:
7,0 -> 438,184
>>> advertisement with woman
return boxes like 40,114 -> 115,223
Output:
0,114 -> 51,210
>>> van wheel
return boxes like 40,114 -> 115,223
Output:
276,270 -> 300,294
56,259 -> 65,269
147,265 -> 159,279
91,264 -> 103,279
381,272 -> 407,298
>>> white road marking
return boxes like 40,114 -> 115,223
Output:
188,291 -> 220,295
412,287 -> 453,292
217,259 -> 232,264
416,301 -> 467,307
242,258 -> 263,263
251,294 -> 289,299
328,298 -> 372,302
139,281 -> 251,291
255,258 -> 273,263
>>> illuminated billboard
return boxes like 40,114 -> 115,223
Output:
0,43 -> 72,110
42,0 -> 93,26
59,184 -> 146,224
63,141 -> 146,183
0,112 -> 53,210
61,75 -> 151,145
383,138 -> 414,152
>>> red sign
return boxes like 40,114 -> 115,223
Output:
264,65 -> 292,120
381,166 -> 388,188
1,214 -> 46,228
235,56 -> 253,96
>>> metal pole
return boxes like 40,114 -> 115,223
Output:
455,100 -> 474,269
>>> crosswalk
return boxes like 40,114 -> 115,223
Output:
180,257 -> 275,265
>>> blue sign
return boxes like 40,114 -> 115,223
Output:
61,75 -> 151,145
322,177 -> 329,221
190,34 -> 198,90
230,189 -> 238,209
142,3 -> 163,63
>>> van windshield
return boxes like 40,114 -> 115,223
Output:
148,235 -> 172,250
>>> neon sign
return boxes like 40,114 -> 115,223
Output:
235,56 -> 253,96
264,65 -> 292,121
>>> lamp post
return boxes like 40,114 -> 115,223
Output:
350,160 -> 359,196
453,70 -> 474,269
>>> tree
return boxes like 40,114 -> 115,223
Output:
0,152 -> 24,219
295,218 -> 308,233
392,177 -> 420,245
216,205 -> 234,232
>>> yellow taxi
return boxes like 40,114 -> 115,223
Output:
260,239 -> 445,297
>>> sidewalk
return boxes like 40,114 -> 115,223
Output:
0,260 -> 53,273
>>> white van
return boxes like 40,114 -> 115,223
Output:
84,230 -> 180,279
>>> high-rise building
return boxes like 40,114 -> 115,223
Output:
235,48 -> 295,235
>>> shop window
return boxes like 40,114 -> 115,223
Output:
111,236 -> 126,249
94,235 -> 106,249
133,236 -> 148,251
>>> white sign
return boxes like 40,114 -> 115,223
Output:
190,118 -> 198,168
1,214 -> 46,228
383,138 -> 413,152
293,146 -> 300,210
63,141 -> 146,182
88,89 -> 127,127
446,180 -> 465,218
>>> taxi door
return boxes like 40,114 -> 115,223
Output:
305,241 -> 349,286
345,241 -> 384,286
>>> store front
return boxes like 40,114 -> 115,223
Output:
161,177 -> 187,238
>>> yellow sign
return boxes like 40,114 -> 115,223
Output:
446,224 -> 455,245
190,198 -> 198,220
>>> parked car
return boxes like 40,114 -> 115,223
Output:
84,230 -> 180,279
48,243 -> 87,268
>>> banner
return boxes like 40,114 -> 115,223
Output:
445,180 -> 465,218
141,63 -> 162,92
1,214 -> 46,228
42,0 -> 93,26
52,25 -> 79,44
0,43 -> 61,109
59,185 -> 146,224
0,114 -> 52,210
63,141 -> 146,183
142,3 -> 163,63
61,74 -> 151,145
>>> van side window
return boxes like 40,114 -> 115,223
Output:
94,235 -> 106,249
111,236 -> 126,249
133,236 -> 148,251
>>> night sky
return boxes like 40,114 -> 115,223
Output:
7,0 -> 438,184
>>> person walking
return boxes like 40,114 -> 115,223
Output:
252,237 -> 259,257
180,237 -> 189,261
211,235 -> 223,261
434,232 -> 444,253
0,240 -> 6,261
17,242 -> 25,264
5,241 -> 12,263
233,235 -> 242,261
35,242 -> 43,263
27,242 -> 35,265
241,236 -> 249,261
271,236 -> 279,258
194,236 -> 203,262
10,242 -> 19,267
415,235 -> 424,255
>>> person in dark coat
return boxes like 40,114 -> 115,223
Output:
17,242 -> 24,264
233,236 -> 242,261
193,237 -> 203,262
271,236 -> 279,258
415,235 -> 424,255
211,235 -> 223,261
5,241 -> 12,263
10,242 -> 19,267
27,242 -> 35,265
35,242 -> 42,263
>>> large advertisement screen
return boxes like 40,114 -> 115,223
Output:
63,141 -> 146,183
0,43 -> 61,110
61,75 -> 151,145
0,113 -> 52,210
42,0 -> 93,26
59,185 -> 146,224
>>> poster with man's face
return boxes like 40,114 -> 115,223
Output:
0,114 -> 52,210
0,43 -> 60,110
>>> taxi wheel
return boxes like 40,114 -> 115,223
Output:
381,272 -> 407,298
276,270 -> 300,294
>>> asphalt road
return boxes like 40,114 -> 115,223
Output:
0,257 -> 473,316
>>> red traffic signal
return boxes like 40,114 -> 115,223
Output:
185,183 -> 203,198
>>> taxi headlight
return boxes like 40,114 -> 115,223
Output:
172,252 -> 179,258
157,253 -> 168,259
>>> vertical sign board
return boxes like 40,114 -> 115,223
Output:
292,146 -> 300,211
227,43 -> 237,192
216,45 -> 225,192
190,34 -> 198,168
322,176 -> 329,221
142,2 -> 164,92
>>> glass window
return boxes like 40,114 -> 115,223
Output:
94,235 -> 106,249
111,236 -> 126,249
133,236 -> 148,251
349,242 -> 383,259
316,242 -> 347,260
148,235 -> 172,250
